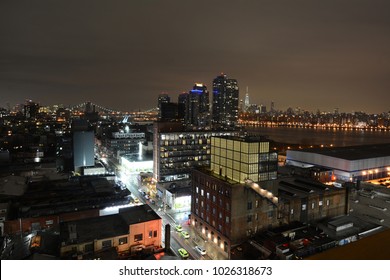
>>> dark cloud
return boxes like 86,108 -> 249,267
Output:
1,0 -> 390,112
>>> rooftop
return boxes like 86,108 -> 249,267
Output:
316,215 -> 381,241
296,143 -> 390,161
215,134 -> 270,143
118,204 -> 161,225
61,213 -> 128,244
307,228 -> 390,260
278,177 -> 341,198
14,176 -> 131,218
0,175 -> 27,197
60,204 -> 161,244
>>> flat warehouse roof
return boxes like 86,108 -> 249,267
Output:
296,143 -> 390,161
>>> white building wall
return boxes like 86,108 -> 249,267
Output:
287,150 -> 390,172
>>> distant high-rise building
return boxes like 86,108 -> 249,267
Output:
212,74 -> 239,129
73,131 -> 94,171
158,93 -> 170,116
244,86 -> 250,112
13,103 -> 24,114
270,101 -> 275,113
185,83 -> 210,127
85,101 -> 94,114
84,101 -> 99,123
72,119 -> 94,172
177,92 -> 188,121
160,102 -> 178,121
24,100 -> 40,119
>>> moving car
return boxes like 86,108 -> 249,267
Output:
178,248 -> 189,259
181,231 -> 190,239
194,246 -> 206,255
175,225 -> 183,232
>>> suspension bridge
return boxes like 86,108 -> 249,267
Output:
68,101 -> 158,123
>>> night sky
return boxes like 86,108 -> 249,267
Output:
1,0 -> 390,113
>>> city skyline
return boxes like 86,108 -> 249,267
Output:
1,0 -> 390,113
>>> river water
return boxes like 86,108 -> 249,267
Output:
245,126 -> 390,147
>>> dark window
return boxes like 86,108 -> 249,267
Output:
119,237 -> 128,245
102,240 -> 112,248
154,230 -> 158,238
247,201 -> 252,210
134,234 -> 143,242
84,243 -> 93,252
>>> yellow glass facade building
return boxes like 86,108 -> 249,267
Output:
211,136 -> 277,183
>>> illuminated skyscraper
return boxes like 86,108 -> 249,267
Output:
244,86 -> 250,112
185,83 -> 210,127
212,74 -> 239,129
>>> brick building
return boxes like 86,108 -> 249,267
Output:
190,135 -> 347,258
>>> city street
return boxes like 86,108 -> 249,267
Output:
106,156 -> 227,260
